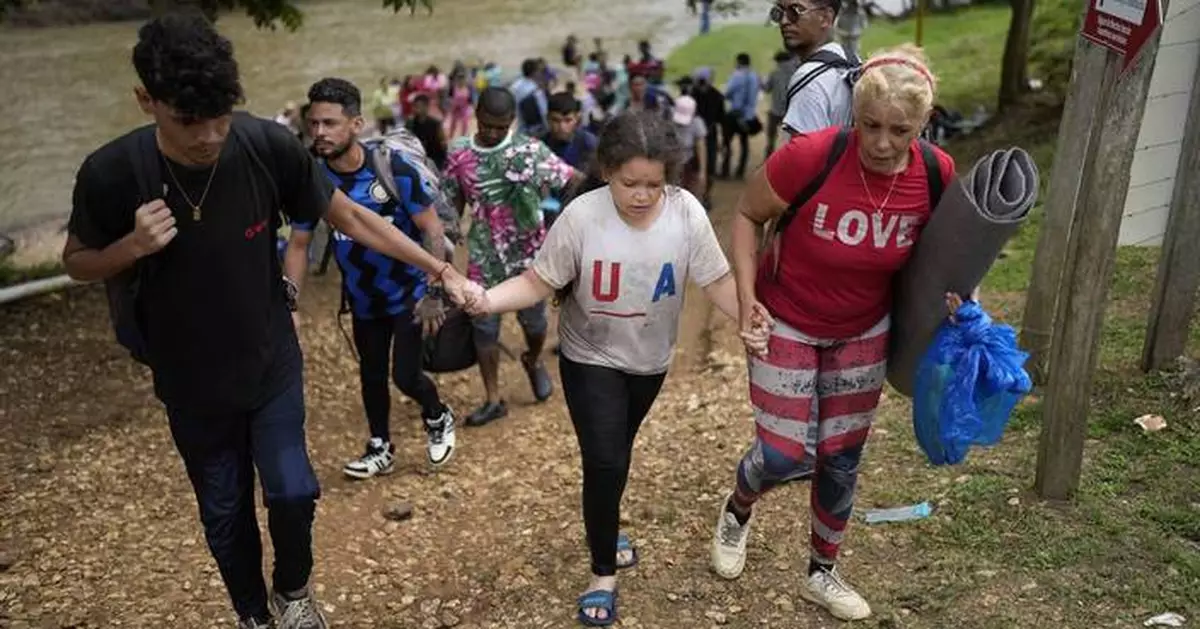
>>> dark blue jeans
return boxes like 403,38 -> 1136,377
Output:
166,367 -> 321,622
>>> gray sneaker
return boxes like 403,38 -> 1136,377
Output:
271,588 -> 328,629
237,618 -> 272,629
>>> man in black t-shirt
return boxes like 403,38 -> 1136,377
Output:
62,15 -> 476,629
404,93 -> 447,170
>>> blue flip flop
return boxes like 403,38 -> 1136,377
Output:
577,589 -> 619,627
616,533 -> 639,570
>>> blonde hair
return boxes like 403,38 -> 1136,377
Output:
852,44 -> 937,121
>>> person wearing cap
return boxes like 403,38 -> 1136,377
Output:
671,95 -> 709,204
690,67 -> 725,202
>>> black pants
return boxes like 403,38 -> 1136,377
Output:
721,115 -> 750,179
560,355 -> 667,577
765,112 -> 785,157
351,313 -> 446,441
167,367 -> 318,622
703,127 -> 719,204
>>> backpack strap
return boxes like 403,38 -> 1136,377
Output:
366,139 -> 403,204
918,139 -> 945,209
128,125 -> 163,206
784,50 -> 858,109
124,125 -> 164,277
229,114 -> 281,210
773,126 -> 851,235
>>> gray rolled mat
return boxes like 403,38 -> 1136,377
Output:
886,147 -> 1040,397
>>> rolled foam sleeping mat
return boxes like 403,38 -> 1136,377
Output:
886,147 -> 1040,397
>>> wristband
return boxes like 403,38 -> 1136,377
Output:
428,261 -> 451,285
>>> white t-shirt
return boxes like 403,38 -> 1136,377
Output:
675,117 -> 708,158
532,186 -> 730,374
782,42 -> 855,135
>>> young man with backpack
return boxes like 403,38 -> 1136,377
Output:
540,91 -> 600,227
62,16 -> 476,629
774,0 -> 950,146
510,58 -> 550,137
773,0 -> 857,137
285,77 -> 459,480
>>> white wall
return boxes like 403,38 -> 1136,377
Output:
1118,0 -> 1200,246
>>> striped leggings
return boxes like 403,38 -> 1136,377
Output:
732,315 -> 889,565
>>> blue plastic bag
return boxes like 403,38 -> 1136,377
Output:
912,301 -> 1033,465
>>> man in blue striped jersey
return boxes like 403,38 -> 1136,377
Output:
286,78 -> 456,479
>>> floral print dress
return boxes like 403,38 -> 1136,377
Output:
441,132 -> 576,287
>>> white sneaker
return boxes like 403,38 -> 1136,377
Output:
710,493 -> 753,579
342,437 -> 395,480
271,587 -> 328,629
424,407 -> 456,467
800,566 -> 872,620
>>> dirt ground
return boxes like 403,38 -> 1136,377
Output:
0,139 -> 1165,629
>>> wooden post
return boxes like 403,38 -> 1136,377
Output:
915,0 -> 926,46
1141,57 -> 1200,372
1034,3 -> 1170,501
1019,33 -> 1111,385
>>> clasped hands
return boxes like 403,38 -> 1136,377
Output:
428,265 -> 488,316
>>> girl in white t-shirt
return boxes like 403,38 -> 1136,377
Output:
465,111 -> 769,626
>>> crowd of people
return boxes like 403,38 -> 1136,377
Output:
63,1 -> 966,627
272,31 -> 879,213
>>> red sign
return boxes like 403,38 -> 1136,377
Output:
1081,0 -> 1165,71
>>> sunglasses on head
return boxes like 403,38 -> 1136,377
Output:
769,2 -> 822,23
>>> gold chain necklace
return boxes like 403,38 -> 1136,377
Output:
163,153 -> 220,222
858,159 -> 901,217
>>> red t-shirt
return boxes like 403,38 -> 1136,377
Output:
756,127 -> 956,339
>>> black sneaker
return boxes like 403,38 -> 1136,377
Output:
465,400 -> 508,427
522,352 -> 554,402
342,437 -> 395,480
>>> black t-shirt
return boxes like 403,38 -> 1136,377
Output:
694,87 -> 726,126
68,112 -> 334,413
405,117 -> 446,170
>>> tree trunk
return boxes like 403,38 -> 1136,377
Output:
999,0 -> 1035,109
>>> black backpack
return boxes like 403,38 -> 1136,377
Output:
763,126 -> 945,277
518,91 -> 545,132
421,306 -> 479,373
105,114 -> 281,365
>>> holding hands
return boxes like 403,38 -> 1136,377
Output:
437,263 -> 488,315
461,283 -> 488,316
739,299 -> 774,359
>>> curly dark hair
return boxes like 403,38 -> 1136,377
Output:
595,111 -> 684,185
132,13 -> 243,120
307,77 -> 362,117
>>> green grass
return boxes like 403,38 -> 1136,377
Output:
941,118 -> 1199,623
0,259 -> 64,286
934,123 -> 1200,623
664,4 -> 1013,112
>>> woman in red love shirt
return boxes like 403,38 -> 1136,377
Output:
709,44 -> 958,621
